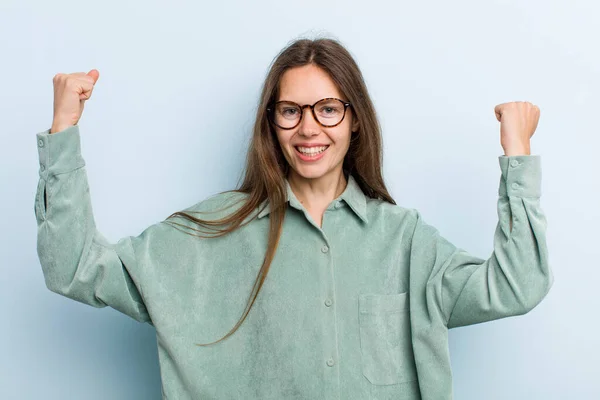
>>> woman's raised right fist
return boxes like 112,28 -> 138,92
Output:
50,69 -> 100,134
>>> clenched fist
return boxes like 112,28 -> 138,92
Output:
494,101 -> 540,156
50,69 -> 100,134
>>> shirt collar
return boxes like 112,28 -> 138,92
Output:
257,174 -> 368,223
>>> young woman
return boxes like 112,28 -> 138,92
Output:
35,38 -> 553,399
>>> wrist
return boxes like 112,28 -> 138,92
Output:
50,121 -> 74,134
503,143 -> 531,156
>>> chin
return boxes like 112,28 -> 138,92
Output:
289,165 -> 339,181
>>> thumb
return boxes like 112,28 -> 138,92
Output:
87,69 -> 100,84
494,104 -> 502,122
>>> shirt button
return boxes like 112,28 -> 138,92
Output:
510,159 -> 519,167
511,182 -> 519,189
38,139 -> 44,148
324,298 -> 333,307
326,358 -> 335,367
40,164 -> 45,171
321,245 -> 329,253
334,201 -> 342,209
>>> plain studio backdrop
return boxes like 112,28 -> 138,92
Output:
1,0 -> 598,399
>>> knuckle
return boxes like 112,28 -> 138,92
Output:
65,76 -> 77,86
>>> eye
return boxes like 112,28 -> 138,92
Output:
282,108 -> 298,116
316,103 -> 343,117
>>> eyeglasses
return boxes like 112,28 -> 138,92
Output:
267,97 -> 352,130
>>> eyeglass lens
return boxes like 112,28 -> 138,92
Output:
273,98 -> 346,128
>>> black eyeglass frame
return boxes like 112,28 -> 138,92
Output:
267,97 -> 353,130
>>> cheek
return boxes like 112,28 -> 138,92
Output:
335,117 -> 353,143
275,131 -> 296,161
330,127 -> 352,148
275,130 -> 290,148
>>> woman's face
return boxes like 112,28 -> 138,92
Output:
274,64 -> 358,182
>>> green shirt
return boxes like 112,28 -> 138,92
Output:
34,125 -> 554,400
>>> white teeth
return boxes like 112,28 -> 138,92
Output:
296,145 -> 329,155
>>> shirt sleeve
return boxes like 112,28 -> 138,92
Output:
409,155 -> 554,329
34,125 -> 152,324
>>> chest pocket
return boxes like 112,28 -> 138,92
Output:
358,292 -> 418,385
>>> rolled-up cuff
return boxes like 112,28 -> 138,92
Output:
36,124 -> 85,180
498,155 -> 541,198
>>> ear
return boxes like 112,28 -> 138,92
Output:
351,115 -> 360,133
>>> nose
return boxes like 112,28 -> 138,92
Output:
298,106 -> 320,136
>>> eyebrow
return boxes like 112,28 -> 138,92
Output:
276,97 -> 347,105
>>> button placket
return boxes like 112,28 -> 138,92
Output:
317,237 -> 339,392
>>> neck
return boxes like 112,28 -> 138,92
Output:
287,169 -> 348,210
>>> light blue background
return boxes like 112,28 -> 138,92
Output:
1,0 -> 598,399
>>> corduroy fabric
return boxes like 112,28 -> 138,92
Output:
34,124 -> 553,400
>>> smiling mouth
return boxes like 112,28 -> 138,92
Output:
294,145 -> 330,156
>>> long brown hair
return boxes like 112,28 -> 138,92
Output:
164,37 -> 396,346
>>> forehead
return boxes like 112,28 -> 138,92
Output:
278,64 -> 343,103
